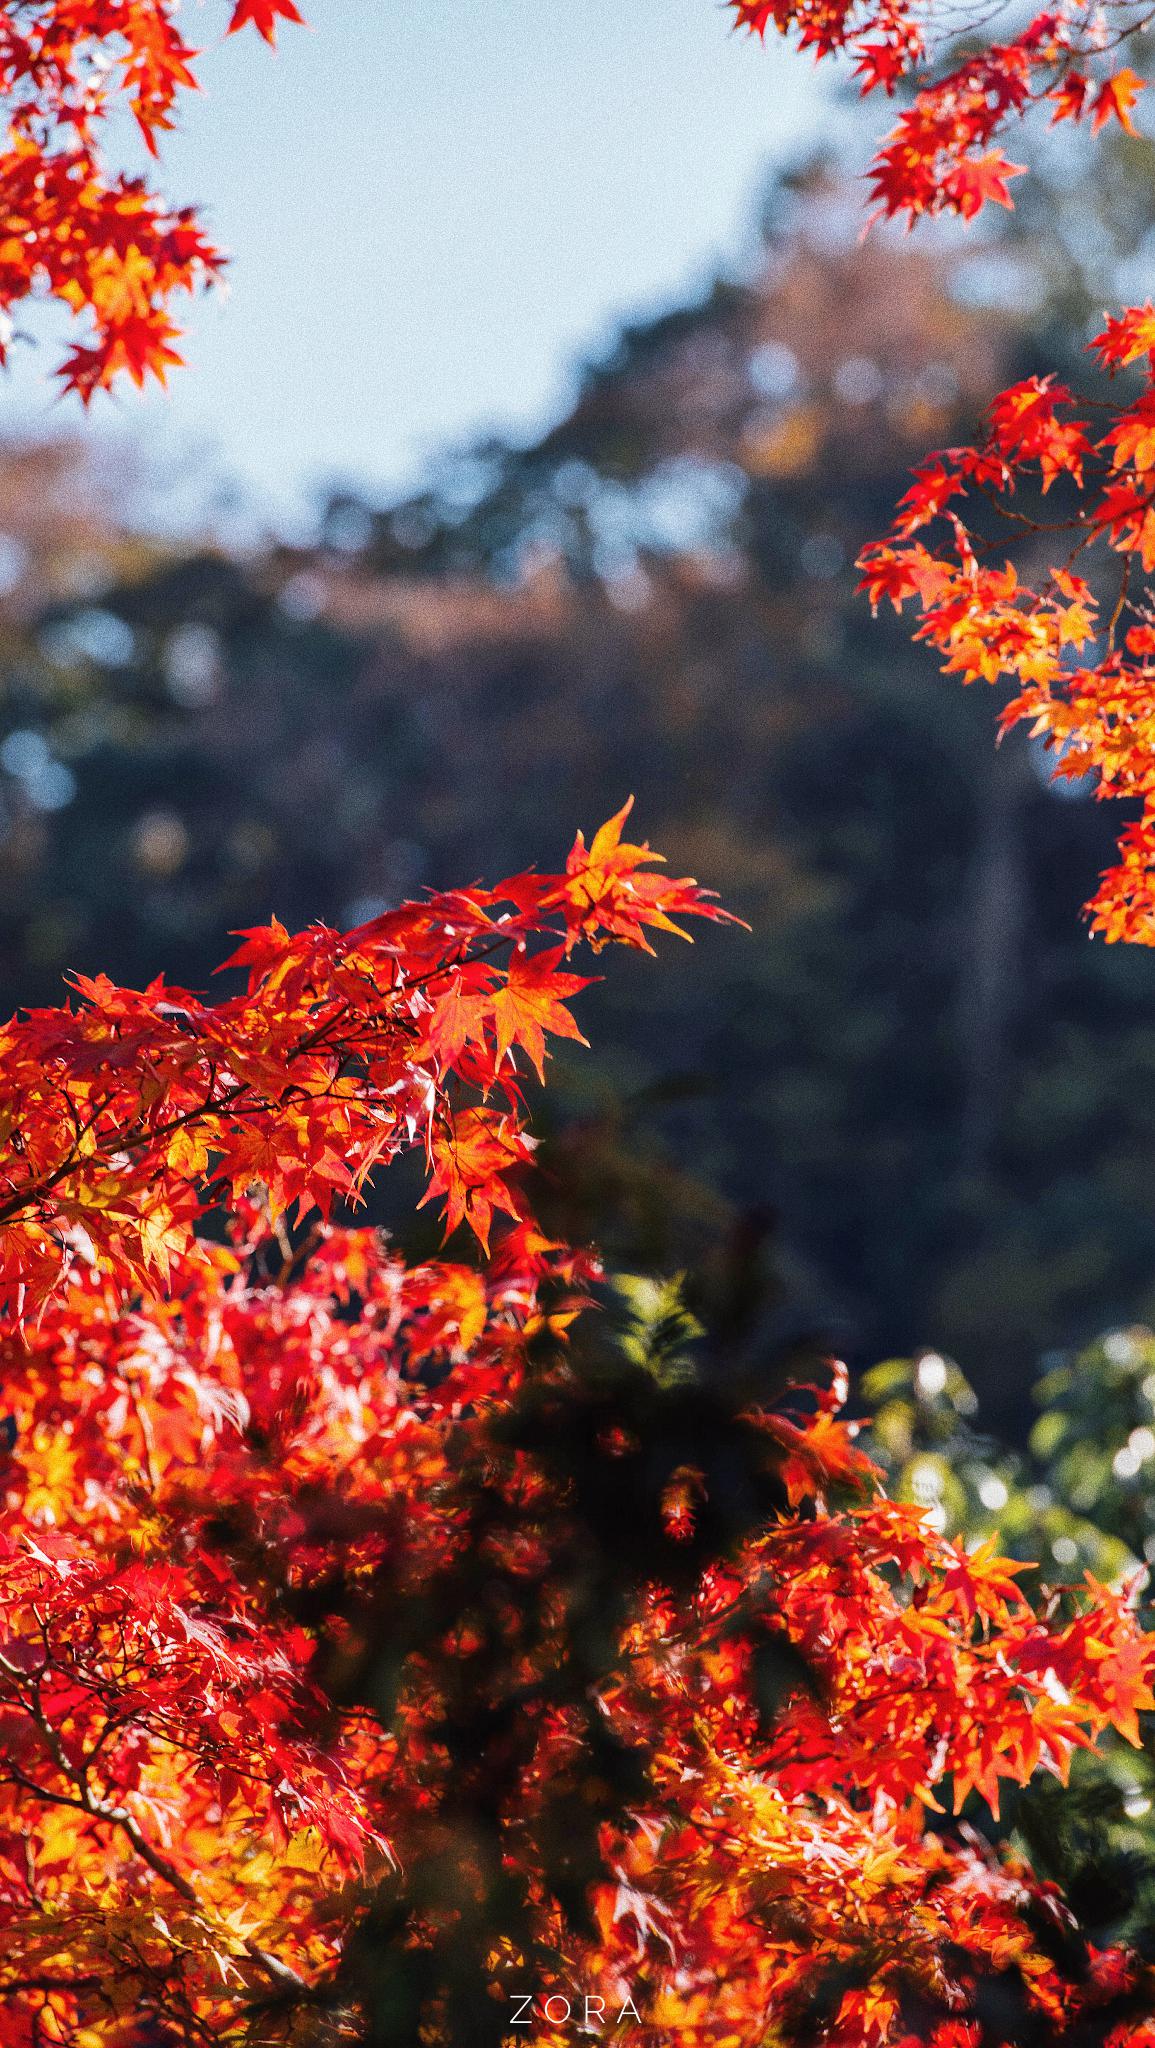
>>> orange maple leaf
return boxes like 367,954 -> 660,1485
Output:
1091,67 -> 1143,135
945,150 -> 1026,220
492,947 -> 590,1082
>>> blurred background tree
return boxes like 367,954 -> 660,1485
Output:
5,141 -> 1155,1424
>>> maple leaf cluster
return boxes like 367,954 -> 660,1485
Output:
855,344 -> 1155,947
0,0 -> 302,399
731,0 -> 1143,223
0,1205 -> 609,2037
728,0 -> 1155,955
0,799 -> 731,1318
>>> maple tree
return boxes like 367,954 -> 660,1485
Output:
8,3 -> 1155,2045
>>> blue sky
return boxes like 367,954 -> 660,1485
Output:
6,0 -> 828,531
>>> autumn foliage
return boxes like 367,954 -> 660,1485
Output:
0,0 -> 301,397
3,825 -> 1155,2047
6,1217 -> 1155,2043
0,800 -> 727,1318
727,0 -> 1155,952
8,0 -> 1155,2043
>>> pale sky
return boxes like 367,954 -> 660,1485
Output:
1,0 -> 829,532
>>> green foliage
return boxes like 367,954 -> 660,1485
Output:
1007,1747 -> 1155,1951
861,1348 -> 1133,1583
1032,1328 -> 1155,1564
605,1271 -> 704,1387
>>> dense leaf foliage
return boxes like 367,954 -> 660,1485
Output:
0,0 -> 300,397
5,1141 -> 1155,2043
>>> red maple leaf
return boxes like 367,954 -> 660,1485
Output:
228,0 -> 306,43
